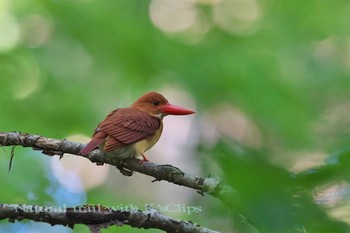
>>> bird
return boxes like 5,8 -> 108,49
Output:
79,91 -> 195,163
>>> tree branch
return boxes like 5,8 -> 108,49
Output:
0,204 -> 219,233
0,132 -> 234,201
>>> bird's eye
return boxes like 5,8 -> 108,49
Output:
152,100 -> 160,106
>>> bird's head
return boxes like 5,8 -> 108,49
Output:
131,92 -> 195,118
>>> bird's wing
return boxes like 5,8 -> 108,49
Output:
95,108 -> 161,152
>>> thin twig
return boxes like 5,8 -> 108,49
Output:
8,146 -> 16,173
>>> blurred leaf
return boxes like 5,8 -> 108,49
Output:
206,140 -> 350,233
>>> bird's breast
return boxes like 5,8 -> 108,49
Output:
133,123 -> 163,155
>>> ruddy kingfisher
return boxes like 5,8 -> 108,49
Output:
80,92 -> 195,162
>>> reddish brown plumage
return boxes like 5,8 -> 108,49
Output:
80,92 -> 194,162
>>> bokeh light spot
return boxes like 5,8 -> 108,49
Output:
149,0 -> 198,34
213,0 -> 262,36
51,134 -> 109,192
0,11 -> 20,52
201,103 -> 262,148
196,0 -> 222,5
11,55 -> 41,99
21,14 -> 53,48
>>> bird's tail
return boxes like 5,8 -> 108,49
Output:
79,132 -> 106,155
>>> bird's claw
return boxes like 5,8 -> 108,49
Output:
139,158 -> 149,164
140,153 -> 149,164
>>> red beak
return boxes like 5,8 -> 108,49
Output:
160,104 -> 195,115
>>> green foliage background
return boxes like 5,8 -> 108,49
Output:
1,0 -> 350,233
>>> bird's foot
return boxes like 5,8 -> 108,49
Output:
140,153 -> 149,164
